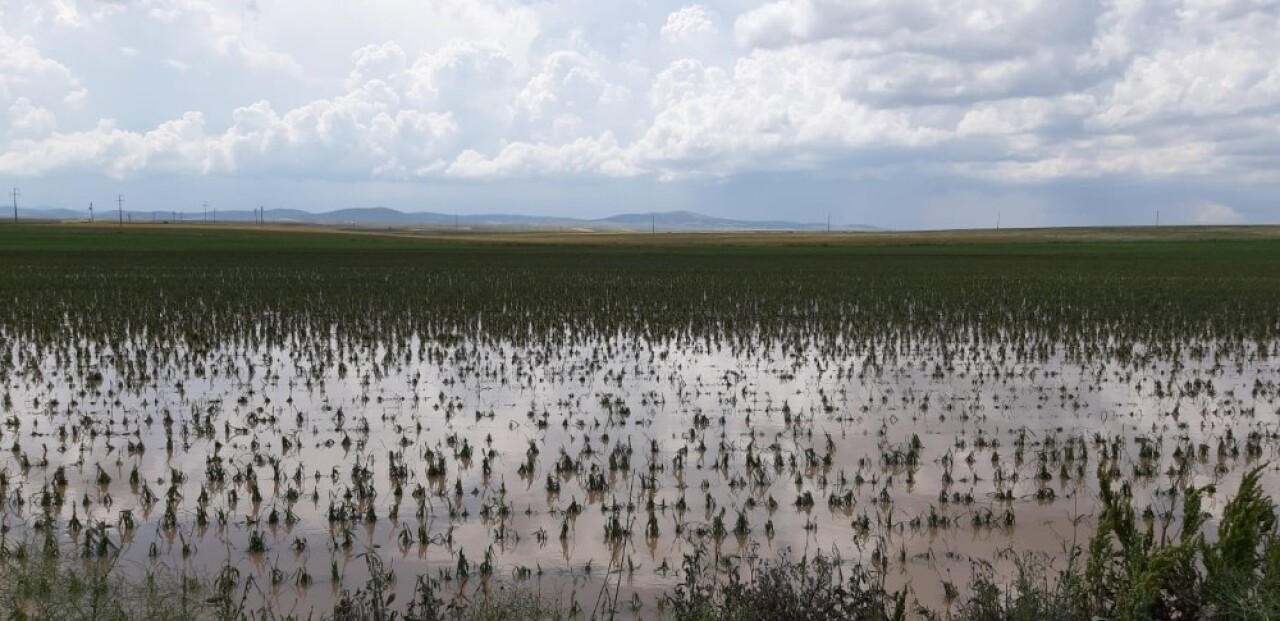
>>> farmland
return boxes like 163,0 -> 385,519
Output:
2,223 -> 1280,619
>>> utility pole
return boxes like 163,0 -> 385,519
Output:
996,211 -> 1001,230
202,201 -> 209,223
11,188 -> 18,223
651,214 -> 655,234
827,213 -> 831,233
1156,210 -> 1160,227
89,202 -> 94,223
117,195 -> 124,227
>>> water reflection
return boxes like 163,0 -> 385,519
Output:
2,331 -> 1277,616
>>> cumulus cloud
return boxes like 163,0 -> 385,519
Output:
632,52 -> 949,177
447,132 -> 634,178
148,0 -> 303,75
662,6 -> 719,42
0,27 -> 80,103
7,98 -> 57,136
0,113 -> 217,178
0,24 -> 85,144
19,0 -> 90,29
0,0 -> 1276,222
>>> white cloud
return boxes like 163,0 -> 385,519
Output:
734,1 -> 1095,54
446,132 -> 634,178
20,0 -> 88,29
513,48 -> 635,145
956,99 -> 1059,136
0,0 -> 1277,222
1090,7 -> 1280,128
0,113 -> 217,178
662,6 -> 719,42
7,98 -> 57,136
348,42 -> 408,90
1192,201 -> 1244,224
212,90 -> 461,179
0,27 -> 80,102
632,50 -> 949,176
152,0 -> 303,76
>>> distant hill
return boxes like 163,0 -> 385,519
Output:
12,206 -> 881,232
594,210 -> 863,231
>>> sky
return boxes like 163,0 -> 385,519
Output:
0,0 -> 1277,229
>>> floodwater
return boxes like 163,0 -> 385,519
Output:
2,330 -> 1278,617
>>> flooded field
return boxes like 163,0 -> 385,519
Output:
2,230 -> 1280,618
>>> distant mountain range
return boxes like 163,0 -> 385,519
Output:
11,206 -> 880,232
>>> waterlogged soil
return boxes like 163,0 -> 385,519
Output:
5,335 -> 1278,615
2,243 -> 1280,618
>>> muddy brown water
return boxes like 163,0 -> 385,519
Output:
2,333 -> 1277,617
